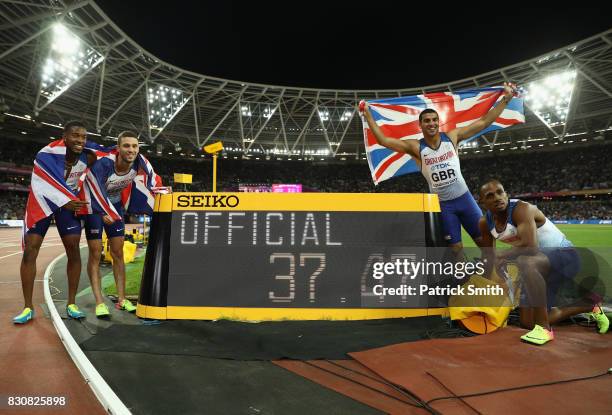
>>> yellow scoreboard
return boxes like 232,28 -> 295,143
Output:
137,192 -> 448,321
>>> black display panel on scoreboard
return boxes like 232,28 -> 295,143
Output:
163,193 -> 436,309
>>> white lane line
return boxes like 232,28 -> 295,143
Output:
0,251 -> 21,260
43,253 -> 131,415
0,243 -> 81,261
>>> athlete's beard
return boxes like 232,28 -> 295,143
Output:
120,154 -> 136,165
422,127 -> 438,139
65,147 -> 81,163
492,205 -> 508,217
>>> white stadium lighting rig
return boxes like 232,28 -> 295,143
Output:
241,105 -> 252,117
35,23 -> 104,113
318,109 -> 330,122
340,110 -> 353,122
146,83 -> 190,140
262,106 -> 275,119
524,70 -> 577,129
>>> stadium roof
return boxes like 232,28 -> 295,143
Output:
1,1 -> 611,158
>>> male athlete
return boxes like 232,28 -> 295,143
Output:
362,83 -> 516,251
13,121 -> 95,323
478,179 -> 609,344
84,130 -> 160,318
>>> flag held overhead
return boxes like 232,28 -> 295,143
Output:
360,87 -> 524,185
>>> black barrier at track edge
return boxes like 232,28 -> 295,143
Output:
139,212 -> 171,308
424,211 -> 445,248
424,211 -> 450,309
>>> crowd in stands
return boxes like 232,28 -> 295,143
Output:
149,142 -> 612,196
1,136 -> 611,221
461,146 -> 611,194
0,138 -> 44,167
534,199 -> 612,221
0,191 -> 27,220
0,172 -> 28,186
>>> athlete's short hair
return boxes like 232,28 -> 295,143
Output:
479,179 -> 503,197
63,120 -> 86,134
117,130 -> 139,146
419,108 -> 438,123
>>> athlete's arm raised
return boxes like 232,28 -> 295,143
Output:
362,103 -> 420,159
447,82 -> 516,145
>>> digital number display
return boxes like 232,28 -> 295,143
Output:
167,210 -> 428,308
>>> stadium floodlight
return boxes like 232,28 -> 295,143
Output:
340,110 -> 353,122
318,109 -> 329,122
241,105 -> 252,117
262,106 -> 275,119
524,70 -> 576,128
459,140 -> 478,149
146,83 -> 190,139
35,23 -> 104,113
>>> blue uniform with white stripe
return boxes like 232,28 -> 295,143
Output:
84,163 -> 137,240
486,199 -> 580,309
27,153 -> 88,237
419,133 -> 482,244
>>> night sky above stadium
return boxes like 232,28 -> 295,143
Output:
98,3 -> 610,90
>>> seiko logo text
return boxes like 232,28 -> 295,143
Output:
177,195 -> 240,208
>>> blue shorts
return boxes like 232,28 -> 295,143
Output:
27,207 -> 82,238
544,247 -> 581,309
84,203 -> 125,240
439,191 -> 482,244
519,248 -> 580,309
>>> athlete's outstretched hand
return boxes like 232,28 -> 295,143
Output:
502,82 -> 517,101
359,100 -> 366,113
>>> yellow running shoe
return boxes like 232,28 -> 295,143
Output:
520,324 -> 554,345
590,305 -> 609,334
13,307 -> 34,324
116,299 -> 136,313
66,304 -> 86,319
95,303 -> 111,319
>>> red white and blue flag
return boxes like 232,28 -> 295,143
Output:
361,87 -> 524,185
23,139 -> 107,234
79,151 -> 164,219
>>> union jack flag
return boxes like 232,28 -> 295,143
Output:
23,139 -> 108,234
79,151 -> 165,219
361,87 -> 525,185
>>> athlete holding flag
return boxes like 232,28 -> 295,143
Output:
82,130 -> 163,318
361,83 -> 517,251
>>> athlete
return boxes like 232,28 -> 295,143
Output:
478,179 -> 609,345
14,121 -> 95,324
362,83 -> 516,251
84,130 -> 154,318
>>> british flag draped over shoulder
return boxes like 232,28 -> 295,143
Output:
79,150 -> 165,220
361,87 -> 525,185
24,139 -> 164,237
23,139 -> 107,233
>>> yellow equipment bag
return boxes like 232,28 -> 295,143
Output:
448,265 -> 520,334
102,233 -> 137,264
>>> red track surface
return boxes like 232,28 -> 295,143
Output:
277,321 -> 612,414
350,325 -> 612,414
0,227 -> 105,414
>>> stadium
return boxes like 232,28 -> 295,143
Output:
0,2 -> 611,414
